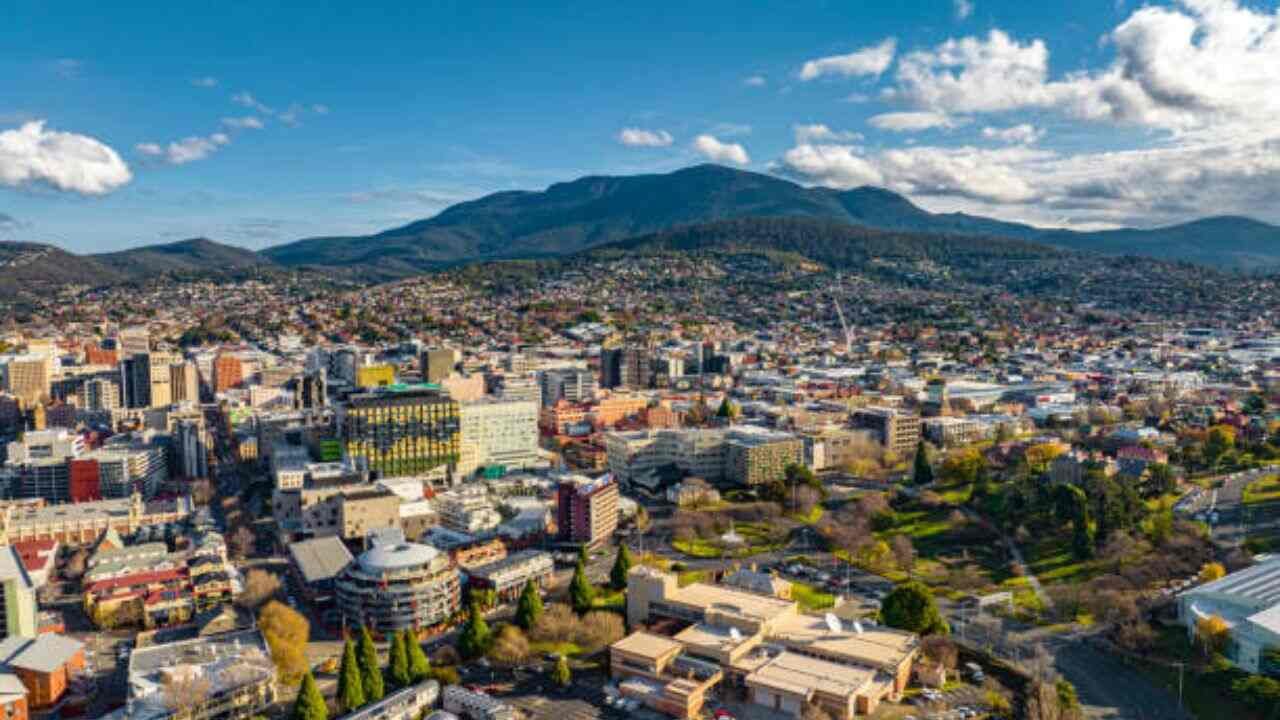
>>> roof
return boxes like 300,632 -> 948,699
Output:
359,541 -> 439,573
288,536 -> 354,583
0,634 -> 84,674
0,672 -> 27,698
0,546 -> 34,591
1184,556 -> 1280,606
773,614 -> 918,669
672,582 -> 796,625
610,631 -> 682,660
745,651 -> 873,700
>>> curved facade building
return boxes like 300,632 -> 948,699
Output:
336,540 -> 460,634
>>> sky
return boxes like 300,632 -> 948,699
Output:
3,0 -> 1280,253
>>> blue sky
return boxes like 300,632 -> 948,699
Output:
2,0 -> 1279,252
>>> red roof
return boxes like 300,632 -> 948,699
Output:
12,538 -> 58,572
86,567 -> 188,595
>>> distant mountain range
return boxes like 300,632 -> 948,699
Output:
4,164 -> 1279,293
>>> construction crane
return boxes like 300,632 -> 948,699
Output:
831,274 -> 854,355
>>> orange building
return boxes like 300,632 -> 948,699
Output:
0,634 -> 86,710
82,343 -> 118,367
539,400 -> 587,435
645,403 -> 681,429
213,354 -> 243,393
591,394 -> 648,428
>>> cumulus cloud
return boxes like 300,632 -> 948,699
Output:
221,116 -> 265,130
617,128 -> 674,147
793,124 -> 863,144
0,120 -> 132,195
954,0 -> 974,20
191,76 -> 218,88
799,38 -> 897,80
136,132 -> 230,165
692,134 -> 750,165
743,75 -> 767,87
868,111 -> 962,132
982,124 -> 1044,144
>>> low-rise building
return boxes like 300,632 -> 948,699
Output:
345,680 -> 440,720
441,684 -> 515,720
465,550 -> 553,602
1178,556 -> 1280,674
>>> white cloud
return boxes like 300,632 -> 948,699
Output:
136,132 -> 230,165
221,116 -> 265,130
191,76 -> 218,88
793,124 -> 863,144
982,124 -> 1044,144
799,38 -> 897,80
954,0 -> 974,20
692,134 -> 750,165
231,91 -> 274,115
743,75 -> 767,87
0,120 -> 131,195
617,128 -> 674,147
311,104 -> 330,115
868,111 -> 962,132
885,30 -> 1053,114
278,103 -> 305,126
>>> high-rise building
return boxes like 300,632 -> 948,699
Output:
2,355 -> 53,407
77,376 -> 121,412
147,351 -> 175,408
169,361 -> 200,404
335,531 -> 460,634
539,367 -> 597,406
337,385 -> 460,479
355,364 -> 396,389
120,354 -> 151,409
117,326 -> 151,357
213,354 -> 243,393
459,398 -> 539,472
599,346 -> 651,390
555,473 -> 619,548
421,348 -> 460,384
177,419 -> 210,479
852,407 -> 922,456
291,369 -> 328,410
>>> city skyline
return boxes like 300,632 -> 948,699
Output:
3,0 -> 1280,252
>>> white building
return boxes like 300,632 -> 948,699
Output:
1179,556 -> 1280,674
459,398 -> 539,472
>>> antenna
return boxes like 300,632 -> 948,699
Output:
729,627 -> 743,642
853,621 -> 864,634
824,612 -> 842,634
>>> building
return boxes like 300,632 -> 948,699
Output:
344,680 -> 440,720
290,370 -> 328,410
114,628 -> 277,720
2,356 -> 52,407
600,346 -> 651,390
465,550 -> 554,602
539,401 -> 587,436
120,354 -> 152,409
272,483 -> 399,542
421,348 -> 460,384
338,385 -> 461,480
357,364 -> 397,389
539,368 -> 597,407
117,327 -> 150,357
0,547 -> 37,641
592,394 -> 648,428
434,488 -> 502,535
921,417 -> 984,448
724,430 -> 803,487
147,351 -> 175,408
286,535 -> 354,611
441,685 -> 515,720
458,398 -> 538,473
621,567 -> 918,719
169,361 -> 200,405
77,376 -> 121,412
851,408 -> 921,456
609,631 -> 722,719
335,530 -> 460,635
0,494 -> 192,547
212,354 -> 243,393
176,420 -> 210,480
0,634 -> 86,710
555,474 -> 619,548
1178,556 -> 1280,674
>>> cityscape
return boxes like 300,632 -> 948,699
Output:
4,3 -> 1280,720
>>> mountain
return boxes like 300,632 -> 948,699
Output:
94,237 -> 275,277
0,242 -> 124,295
261,164 -> 1280,274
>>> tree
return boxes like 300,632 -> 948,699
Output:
1199,562 -> 1227,584
941,448 -> 986,486
1206,425 -> 1237,465
458,602 -> 492,659
357,625 -> 385,702
516,579 -> 544,630
1056,679 -> 1080,712
570,559 -> 596,614
388,629 -> 411,689
406,631 -> 431,682
890,535 -> 916,576
1144,463 -> 1176,498
881,581 -> 948,635
610,545 -> 634,590
238,569 -> 282,609
1025,443 -> 1066,473
579,610 -> 626,652
1197,614 -> 1230,656
912,440 -> 934,485
163,672 -> 212,719
716,397 -> 739,423
259,601 -> 310,684
489,624 -> 531,665
550,653 -> 572,688
337,639 -> 365,712
291,671 -> 328,720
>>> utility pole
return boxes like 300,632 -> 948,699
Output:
1174,661 -> 1184,709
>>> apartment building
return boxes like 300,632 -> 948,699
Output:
338,385 -> 460,480
555,474 -> 619,548
539,367 -> 597,406
724,430 -> 803,486
465,549 -> 554,601
1,356 -> 52,407
851,407 -> 921,456
459,398 -> 539,472
335,531 -> 460,635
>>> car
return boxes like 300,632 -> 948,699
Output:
713,709 -> 735,720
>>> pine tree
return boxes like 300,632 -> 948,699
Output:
515,579 -> 544,630
570,559 -> 596,614
405,630 -> 431,682
292,671 -> 328,720
458,602 -> 492,659
388,629 -> 411,688
550,654 -> 572,688
578,544 -> 590,566
610,544 -> 634,591
357,625 -> 385,702
337,638 -> 366,712
912,440 -> 933,485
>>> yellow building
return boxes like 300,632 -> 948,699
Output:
338,385 -> 460,478
356,364 -> 396,389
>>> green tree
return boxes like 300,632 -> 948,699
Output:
406,631 -> 431,682
880,581 -> 948,635
458,602 -> 492,659
570,559 -> 596,614
1144,463 -> 1176,498
292,671 -> 328,720
337,639 -> 366,712
716,397 -> 739,422
610,545 -> 634,591
516,579 -> 544,630
388,629 -> 411,688
550,654 -> 572,688
912,440 -> 934,485
357,625 -> 385,702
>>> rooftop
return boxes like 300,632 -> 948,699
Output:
611,631 -> 683,660
745,650 -> 874,700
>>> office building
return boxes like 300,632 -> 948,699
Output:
434,487 -> 502,535
338,385 -> 460,479
176,420 -> 209,479
459,398 -> 538,472
212,354 -> 243,393
117,327 -> 150,357
421,348 -> 460,384
169,361 -> 199,404
724,430 -> 804,487
539,368 -> 597,406
119,354 -> 152,409
291,369 -> 328,410
77,376 -> 121,412
356,364 -> 396,389
1,356 -> 52,407
851,407 -> 921,456
344,681 -> 440,720
600,346 -> 651,390
442,685 -> 516,720
555,473 -> 619,548
146,351 -> 175,408
335,530 -> 460,634
1178,555 -> 1280,674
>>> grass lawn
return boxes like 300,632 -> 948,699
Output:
1021,532 -> 1099,585
591,588 -> 625,611
529,640 -> 583,658
1243,474 -> 1280,504
790,581 -> 835,612
871,503 -> 1007,590
672,521 -> 785,559
671,537 -> 723,558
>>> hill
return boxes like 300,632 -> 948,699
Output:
0,242 -> 123,294
94,237 -> 276,277
261,164 -> 1280,274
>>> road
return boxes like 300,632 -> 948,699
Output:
1051,638 -> 1192,720
1206,467 -> 1280,545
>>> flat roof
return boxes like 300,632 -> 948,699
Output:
746,651 -> 873,700
611,631 -> 682,660
773,614 -> 918,669
1184,556 -> 1280,606
673,622 -> 754,655
673,582 -> 796,624
288,536 -> 354,583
